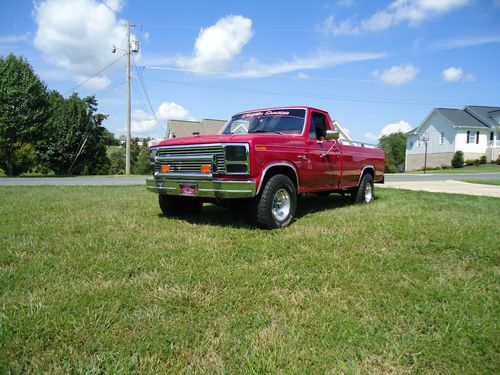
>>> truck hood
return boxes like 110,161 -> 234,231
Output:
152,133 -> 301,147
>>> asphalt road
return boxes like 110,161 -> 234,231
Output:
0,173 -> 499,186
0,177 -> 146,186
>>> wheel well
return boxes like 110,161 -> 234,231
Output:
259,165 -> 298,194
362,167 -> 374,178
359,167 -> 374,184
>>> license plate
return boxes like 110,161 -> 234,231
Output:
179,183 -> 197,196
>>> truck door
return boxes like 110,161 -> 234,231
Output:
303,111 -> 342,189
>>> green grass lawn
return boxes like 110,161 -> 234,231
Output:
407,164 -> 500,174
1,187 -> 498,373
463,179 -> 500,186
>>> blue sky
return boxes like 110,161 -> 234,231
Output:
1,0 -> 499,142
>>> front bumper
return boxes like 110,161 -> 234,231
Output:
146,177 -> 256,198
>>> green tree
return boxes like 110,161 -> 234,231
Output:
378,132 -> 406,173
35,92 -> 110,175
101,128 -> 120,146
0,54 -> 49,176
132,148 -> 151,175
451,151 -> 464,168
108,147 -> 125,174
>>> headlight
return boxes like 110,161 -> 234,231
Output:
224,144 -> 249,175
149,148 -> 158,164
225,145 -> 247,161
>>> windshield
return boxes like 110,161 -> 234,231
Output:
221,109 -> 306,135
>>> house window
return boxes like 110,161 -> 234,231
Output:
468,131 -> 476,144
440,132 -> 444,144
490,132 -> 494,146
476,131 -> 480,144
416,139 -> 420,147
410,141 -> 413,148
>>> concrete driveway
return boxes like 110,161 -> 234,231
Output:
380,180 -> 500,198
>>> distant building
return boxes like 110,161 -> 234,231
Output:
167,119 -> 227,139
405,105 -> 499,170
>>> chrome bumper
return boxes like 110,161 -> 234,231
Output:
146,177 -> 256,198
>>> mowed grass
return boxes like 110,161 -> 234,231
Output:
1,186 -> 498,374
406,164 -> 500,174
464,179 -> 500,186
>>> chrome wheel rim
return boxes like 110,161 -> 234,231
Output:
272,188 -> 291,222
364,183 -> 373,203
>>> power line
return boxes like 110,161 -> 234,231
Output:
141,76 -> 491,107
63,53 -> 126,96
132,54 -> 165,132
143,65 -> 500,87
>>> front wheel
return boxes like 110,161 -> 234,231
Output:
351,173 -> 375,204
247,174 -> 297,229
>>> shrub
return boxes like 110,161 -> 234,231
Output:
451,151 -> 464,168
465,159 -> 475,166
440,164 -> 451,169
496,156 -> 500,165
480,155 -> 487,164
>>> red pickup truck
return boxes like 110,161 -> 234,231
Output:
146,107 -> 384,228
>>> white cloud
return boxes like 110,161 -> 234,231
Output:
337,0 -> 355,7
296,72 -> 309,79
433,35 -> 500,50
373,64 -> 419,85
33,0 -> 130,90
441,66 -> 463,82
175,15 -> 253,72
169,15 -> 384,78
365,120 -> 412,141
441,66 -> 475,82
381,120 -> 413,136
319,0 -> 470,36
233,51 -> 385,78
132,102 -> 194,137
364,132 -> 379,141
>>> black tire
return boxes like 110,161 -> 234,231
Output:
247,174 -> 297,229
351,173 -> 375,204
159,195 -> 202,216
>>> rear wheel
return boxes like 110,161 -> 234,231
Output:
247,174 -> 297,229
159,195 -> 202,216
351,173 -> 375,204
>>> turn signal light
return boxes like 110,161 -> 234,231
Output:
160,164 -> 170,173
255,145 -> 267,151
200,164 -> 211,173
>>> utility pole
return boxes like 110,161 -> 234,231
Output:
125,21 -> 132,175
112,22 -> 138,175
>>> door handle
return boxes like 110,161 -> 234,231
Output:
298,155 -> 308,160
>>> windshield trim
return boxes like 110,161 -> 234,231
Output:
221,107 -> 308,136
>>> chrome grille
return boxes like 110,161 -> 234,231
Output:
155,144 -> 226,174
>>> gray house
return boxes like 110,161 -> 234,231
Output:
405,105 -> 500,171
167,119 -> 227,139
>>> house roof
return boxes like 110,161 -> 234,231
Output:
435,108 -> 490,128
464,105 -> 500,128
405,105 -> 499,137
167,119 -> 226,138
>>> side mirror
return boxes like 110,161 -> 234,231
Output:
325,130 -> 339,140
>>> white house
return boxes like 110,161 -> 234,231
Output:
405,105 -> 499,170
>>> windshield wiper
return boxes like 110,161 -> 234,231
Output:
249,130 -> 283,135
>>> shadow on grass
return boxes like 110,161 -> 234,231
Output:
158,193 -> 353,229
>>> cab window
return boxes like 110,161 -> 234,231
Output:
309,112 -> 328,141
